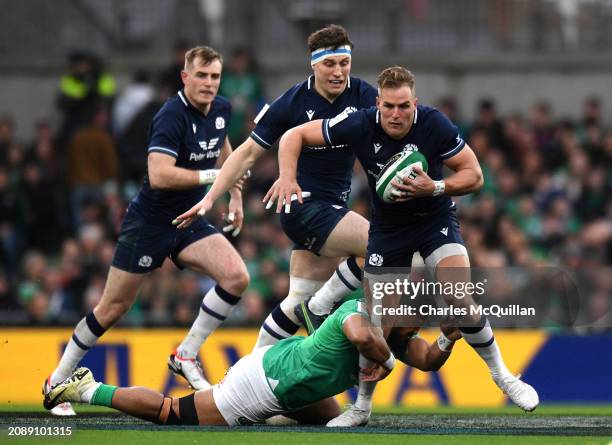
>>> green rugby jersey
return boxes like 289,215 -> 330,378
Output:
262,299 -> 368,411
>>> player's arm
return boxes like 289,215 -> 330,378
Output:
148,153 -> 216,190
439,144 -> 483,195
387,325 -> 461,371
392,144 -> 483,199
262,119 -> 326,213
343,314 -> 395,382
217,136 -> 245,237
173,137 -> 265,228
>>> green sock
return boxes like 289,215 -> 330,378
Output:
90,384 -> 118,407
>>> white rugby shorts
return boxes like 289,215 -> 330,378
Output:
212,345 -> 285,425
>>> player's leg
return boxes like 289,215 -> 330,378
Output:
427,248 -> 539,411
253,249 -> 335,348
170,230 -> 249,388
46,267 -> 146,400
284,397 -> 341,425
306,210 -> 369,316
44,367 -> 227,425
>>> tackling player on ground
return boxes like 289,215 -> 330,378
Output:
264,66 -> 539,412
45,299 -> 461,426
43,46 -> 250,415
173,25 -> 382,426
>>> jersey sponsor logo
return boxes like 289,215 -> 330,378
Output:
138,256 -> 152,268
373,143 -> 382,154
190,150 -> 221,161
440,227 -> 448,236
306,109 -> 315,120
215,117 -> 225,129
402,143 -> 419,153
328,110 -> 350,127
368,253 -> 384,267
199,138 -> 219,151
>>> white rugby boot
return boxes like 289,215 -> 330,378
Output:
326,405 -> 371,427
43,376 -> 76,416
44,368 -> 97,411
167,352 -> 211,390
494,373 -> 539,412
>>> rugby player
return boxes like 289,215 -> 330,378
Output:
44,299 -> 461,426
172,25 -> 383,425
43,46 -> 249,415
263,66 -> 539,412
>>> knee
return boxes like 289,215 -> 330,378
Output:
224,267 -> 249,295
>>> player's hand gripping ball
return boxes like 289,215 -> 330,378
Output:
375,151 -> 428,203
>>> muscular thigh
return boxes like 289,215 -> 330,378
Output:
290,250 -> 340,282
177,233 -> 246,282
318,210 -> 369,258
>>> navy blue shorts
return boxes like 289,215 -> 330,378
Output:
280,198 -> 349,254
112,204 -> 219,273
366,209 -> 465,269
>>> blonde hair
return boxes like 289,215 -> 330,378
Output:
377,66 -> 416,93
184,46 -> 223,72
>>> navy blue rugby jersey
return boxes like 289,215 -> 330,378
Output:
322,105 -> 465,223
133,90 -> 231,222
250,76 -> 377,203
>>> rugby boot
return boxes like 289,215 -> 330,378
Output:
167,351 -> 211,390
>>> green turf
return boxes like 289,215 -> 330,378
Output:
3,404 -> 612,416
0,430 -> 608,445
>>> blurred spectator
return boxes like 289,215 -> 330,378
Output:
219,48 -> 265,144
68,107 -> 119,226
56,51 -> 116,149
112,71 -> 155,137
159,40 -> 190,93
472,98 -> 508,152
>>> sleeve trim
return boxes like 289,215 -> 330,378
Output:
322,119 -> 333,146
148,146 -> 178,157
250,131 -> 272,149
440,139 -> 466,159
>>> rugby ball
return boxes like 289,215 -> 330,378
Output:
375,151 -> 428,203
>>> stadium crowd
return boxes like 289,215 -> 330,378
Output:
0,51 -> 610,330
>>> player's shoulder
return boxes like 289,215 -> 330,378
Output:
152,94 -> 187,123
350,76 -> 377,93
335,298 -> 368,321
213,94 -> 232,112
279,78 -> 310,103
417,104 -> 452,127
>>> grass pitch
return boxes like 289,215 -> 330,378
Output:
1,405 -> 611,445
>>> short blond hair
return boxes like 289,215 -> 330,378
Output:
377,66 -> 416,93
184,46 -> 223,71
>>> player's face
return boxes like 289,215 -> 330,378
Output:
181,57 -> 222,111
377,85 -> 418,139
312,55 -> 351,100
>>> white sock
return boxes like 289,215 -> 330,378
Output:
82,382 -> 102,403
309,257 -> 362,316
355,355 -> 376,411
461,318 -> 512,378
50,312 -> 106,386
253,277 -> 324,350
178,285 -> 240,358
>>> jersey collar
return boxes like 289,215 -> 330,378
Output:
178,89 -> 214,117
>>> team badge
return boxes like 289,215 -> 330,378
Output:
368,254 -> 383,267
215,117 -> 225,129
138,256 -> 152,268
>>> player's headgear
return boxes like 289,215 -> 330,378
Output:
307,24 -> 354,66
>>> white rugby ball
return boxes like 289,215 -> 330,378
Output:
375,151 -> 429,203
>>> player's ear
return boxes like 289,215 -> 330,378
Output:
376,96 -> 381,109
180,70 -> 189,85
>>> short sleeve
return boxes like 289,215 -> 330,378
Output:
147,107 -> 186,158
431,110 -> 465,160
250,94 -> 291,149
322,109 -> 367,149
